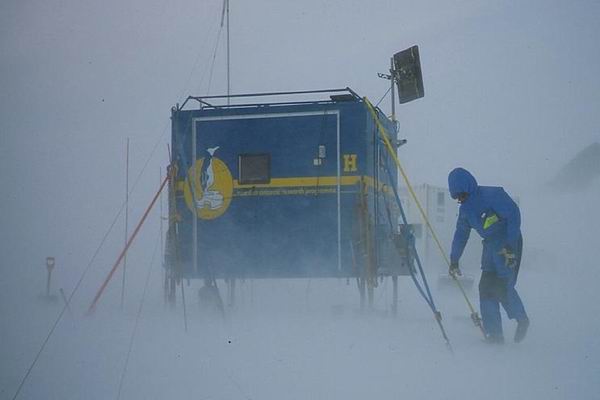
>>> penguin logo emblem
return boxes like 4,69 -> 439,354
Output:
183,146 -> 233,220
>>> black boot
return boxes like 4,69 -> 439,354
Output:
514,317 -> 530,343
484,334 -> 504,344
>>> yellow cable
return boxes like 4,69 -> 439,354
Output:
363,98 -> 450,265
363,98 -> 485,335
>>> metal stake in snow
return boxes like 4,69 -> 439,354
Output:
87,173 -> 170,314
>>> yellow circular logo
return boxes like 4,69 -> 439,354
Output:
183,155 -> 233,220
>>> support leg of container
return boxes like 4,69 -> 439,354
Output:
358,277 -> 366,310
180,280 -> 188,332
392,275 -> 398,316
163,273 -> 168,305
168,276 -> 176,307
228,278 -> 236,307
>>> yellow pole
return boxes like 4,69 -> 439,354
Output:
363,97 -> 485,337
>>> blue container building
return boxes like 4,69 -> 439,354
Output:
165,88 -> 413,304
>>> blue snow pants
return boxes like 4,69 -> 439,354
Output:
479,236 -> 527,339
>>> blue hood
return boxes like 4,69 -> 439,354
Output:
448,168 -> 478,199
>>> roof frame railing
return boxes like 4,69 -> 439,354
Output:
178,87 -> 361,111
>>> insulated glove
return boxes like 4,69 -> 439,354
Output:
449,262 -> 462,276
498,246 -> 517,268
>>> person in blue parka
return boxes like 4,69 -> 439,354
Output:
448,167 -> 530,343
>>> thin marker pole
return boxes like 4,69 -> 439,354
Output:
121,138 -> 130,309
159,168 -> 164,294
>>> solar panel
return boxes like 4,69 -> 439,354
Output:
393,45 -> 425,104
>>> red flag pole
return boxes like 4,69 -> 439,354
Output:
88,173 -> 170,314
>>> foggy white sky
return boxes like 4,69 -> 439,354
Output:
1,0 -> 599,272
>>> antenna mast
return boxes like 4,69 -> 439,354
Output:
221,0 -> 231,105
390,57 -> 396,124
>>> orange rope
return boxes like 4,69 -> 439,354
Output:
88,173 -> 170,313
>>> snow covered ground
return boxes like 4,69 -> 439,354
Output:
1,189 -> 599,400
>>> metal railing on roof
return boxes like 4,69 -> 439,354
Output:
177,87 -> 361,111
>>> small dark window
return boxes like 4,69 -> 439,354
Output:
239,153 -> 270,184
